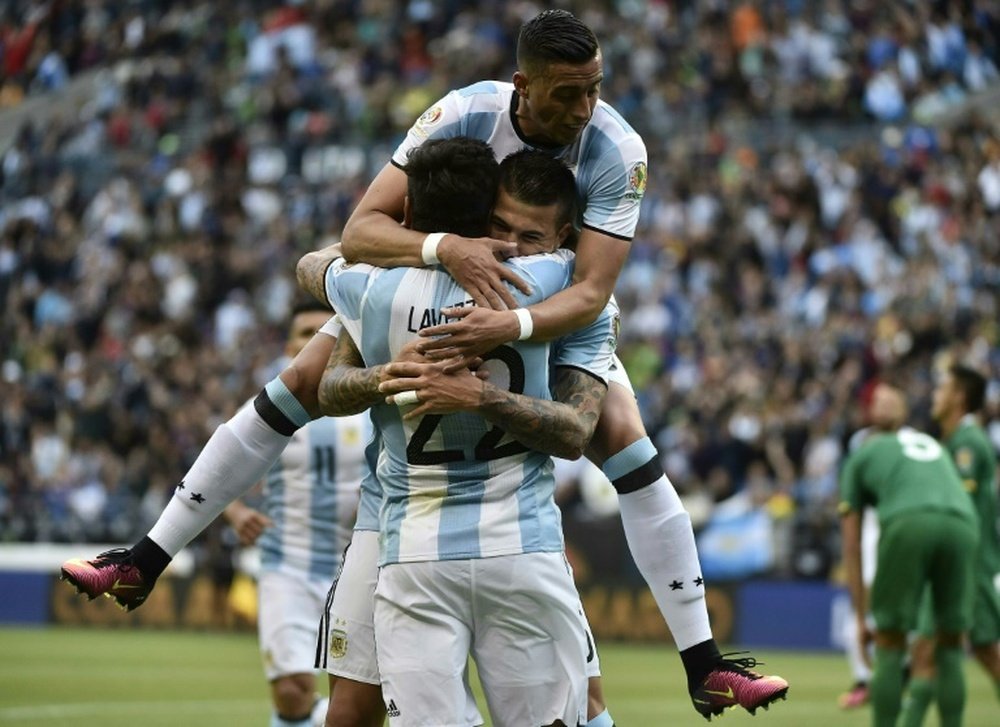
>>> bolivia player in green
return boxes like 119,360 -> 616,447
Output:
900,364 -> 1000,726
839,384 -> 978,727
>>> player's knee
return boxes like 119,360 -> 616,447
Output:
325,701 -> 384,727
272,675 -> 314,717
586,676 -> 606,719
279,362 -> 320,416
326,681 -> 385,727
909,637 -> 936,677
972,644 -> 1000,678
935,631 -> 964,649
873,630 -> 907,650
587,390 -> 647,465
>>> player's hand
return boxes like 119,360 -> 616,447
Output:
437,234 -> 530,311
378,360 -> 483,419
392,340 -> 429,365
225,504 -> 272,546
417,307 -> 522,364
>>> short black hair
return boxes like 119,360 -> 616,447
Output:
950,364 -> 987,413
404,137 -> 499,238
517,10 -> 599,74
499,150 -> 578,229
290,297 -> 331,318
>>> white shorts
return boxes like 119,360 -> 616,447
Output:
608,353 -> 635,395
317,529 -> 381,685
316,530 -> 601,689
258,569 -> 330,681
374,552 -> 589,727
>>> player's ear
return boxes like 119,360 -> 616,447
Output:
555,222 -> 572,248
402,195 -> 413,228
513,71 -> 528,98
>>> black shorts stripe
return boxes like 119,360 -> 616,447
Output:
610,455 -> 663,494
253,390 -> 299,436
315,540 -> 351,670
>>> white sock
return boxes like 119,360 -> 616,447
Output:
271,713 -> 311,727
147,401 -> 292,556
615,475 -> 714,651
843,610 -> 872,683
310,696 -> 328,727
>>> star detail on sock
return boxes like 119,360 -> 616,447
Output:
189,492 -> 206,504
694,576 -> 704,587
176,480 -> 185,490
669,579 -> 684,590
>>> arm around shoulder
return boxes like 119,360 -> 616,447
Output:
340,162 -> 427,267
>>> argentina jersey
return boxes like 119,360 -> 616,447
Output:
392,81 -> 647,241
352,426 -> 383,533
326,251 -> 595,565
257,404 -> 372,581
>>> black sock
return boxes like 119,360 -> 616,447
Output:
131,536 -> 172,581
681,638 -> 722,691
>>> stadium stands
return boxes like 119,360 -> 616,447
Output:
2,0 -> 998,587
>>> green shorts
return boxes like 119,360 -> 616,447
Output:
916,567 -> 1000,645
871,510 -> 977,634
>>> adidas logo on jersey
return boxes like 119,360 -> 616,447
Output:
386,699 -> 401,718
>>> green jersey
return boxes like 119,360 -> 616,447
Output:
839,427 -> 976,526
947,416 -> 1000,574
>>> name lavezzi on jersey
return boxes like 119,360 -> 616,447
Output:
393,81 -> 647,241
325,250 -> 605,567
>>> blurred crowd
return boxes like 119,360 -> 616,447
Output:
1,0 -> 999,583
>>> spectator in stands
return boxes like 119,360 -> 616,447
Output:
1,1 -> 998,589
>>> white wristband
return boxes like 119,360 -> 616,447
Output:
421,232 -> 446,265
513,308 -> 534,341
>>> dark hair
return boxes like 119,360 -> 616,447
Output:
290,297 -> 331,318
499,150 -> 578,229
404,138 -> 499,238
950,364 -> 987,413
517,10 -> 599,74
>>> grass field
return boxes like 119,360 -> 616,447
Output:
0,626 -> 995,726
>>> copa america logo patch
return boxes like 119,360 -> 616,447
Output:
625,161 -> 647,200
417,106 -> 443,127
329,629 -> 348,658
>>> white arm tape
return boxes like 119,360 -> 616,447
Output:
513,308 -> 534,341
393,389 -> 420,407
421,233 -> 446,266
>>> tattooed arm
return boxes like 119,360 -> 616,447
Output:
296,243 -> 343,305
478,367 -> 606,460
378,362 -> 608,460
317,331 -> 385,416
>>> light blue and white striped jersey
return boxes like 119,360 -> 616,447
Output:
254,381 -> 373,581
392,81 -> 647,241
325,251 -> 616,565
353,428 -> 382,533
349,306 -> 620,537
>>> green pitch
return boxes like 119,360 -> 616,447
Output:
0,626 -> 995,726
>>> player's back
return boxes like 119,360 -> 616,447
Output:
845,427 -> 976,526
258,410 -> 371,580
327,251 -> 577,565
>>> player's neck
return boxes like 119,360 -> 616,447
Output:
938,410 -> 965,439
512,96 -> 563,150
